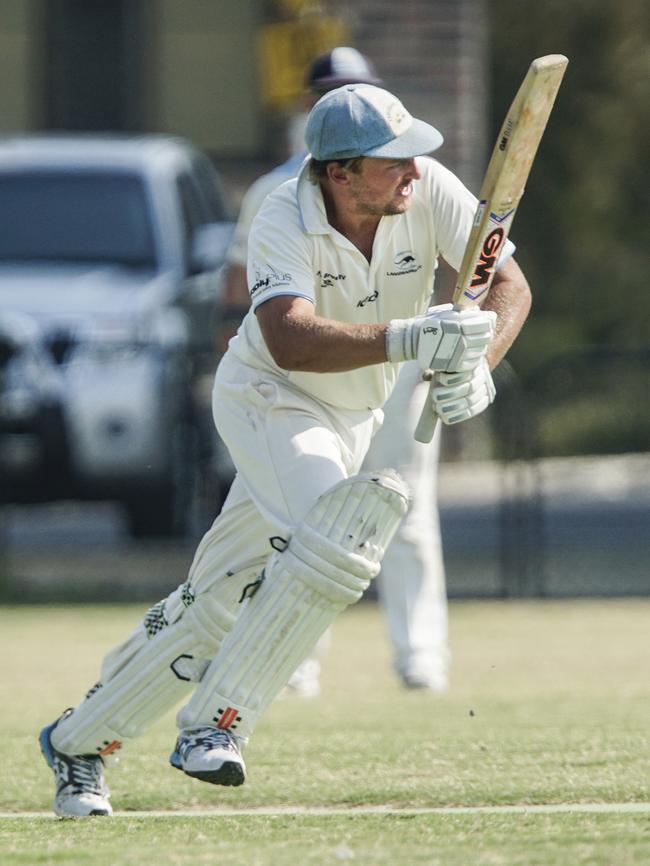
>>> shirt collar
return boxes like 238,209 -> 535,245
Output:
296,158 -> 332,235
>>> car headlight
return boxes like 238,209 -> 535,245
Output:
0,386 -> 40,419
70,341 -> 144,365
68,319 -> 142,364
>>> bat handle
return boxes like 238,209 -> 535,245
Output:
413,373 -> 439,443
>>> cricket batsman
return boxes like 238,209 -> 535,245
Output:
222,47 -> 451,696
40,82 -> 530,816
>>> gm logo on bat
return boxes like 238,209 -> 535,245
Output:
470,227 -> 506,290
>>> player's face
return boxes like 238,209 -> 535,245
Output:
348,157 -> 421,217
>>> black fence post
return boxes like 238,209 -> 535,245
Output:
491,360 -> 546,597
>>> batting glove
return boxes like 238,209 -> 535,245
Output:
431,357 -> 496,425
386,304 -> 496,373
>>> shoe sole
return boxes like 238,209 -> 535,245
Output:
169,752 -> 245,787
53,807 -> 112,818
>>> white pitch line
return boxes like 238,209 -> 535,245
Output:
2,803 -> 650,819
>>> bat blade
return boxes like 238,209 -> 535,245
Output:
455,54 -> 568,308
414,54 -> 568,444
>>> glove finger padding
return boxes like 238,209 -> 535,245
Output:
416,307 -> 496,373
432,358 -> 496,425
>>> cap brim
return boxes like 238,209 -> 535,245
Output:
362,118 -> 443,159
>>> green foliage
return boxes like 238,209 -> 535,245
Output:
490,0 -> 650,374
521,346 -> 650,456
536,397 -> 649,455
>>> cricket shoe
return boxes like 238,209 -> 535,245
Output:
400,670 -> 448,692
39,709 -> 112,817
170,726 -> 246,786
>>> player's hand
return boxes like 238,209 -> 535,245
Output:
431,357 -> 496,425
386,304 -> 496,373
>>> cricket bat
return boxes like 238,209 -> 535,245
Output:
414,54 -> 568,443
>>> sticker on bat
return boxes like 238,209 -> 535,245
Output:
473,200 -> 487,227
465,227 -> 506,300
499,119 -> 514,151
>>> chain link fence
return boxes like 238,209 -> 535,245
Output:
440,348 -> 650,598
1,348 -> 648,602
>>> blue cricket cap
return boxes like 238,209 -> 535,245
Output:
305,84 -> 444,161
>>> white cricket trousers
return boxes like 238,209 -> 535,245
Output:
213,353 -> 380,533
363,361 -> 449,686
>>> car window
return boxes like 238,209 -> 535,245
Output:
0,172 -> 156,269
189,153 -> 231,222
175,172 -> 207,267
176,172 -> 206,231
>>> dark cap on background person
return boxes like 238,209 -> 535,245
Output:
307,46 -> 383,94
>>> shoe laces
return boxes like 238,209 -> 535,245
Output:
179,726 -> 239,758
53,752 -> 106,798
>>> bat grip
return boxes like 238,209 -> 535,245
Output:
413,376 -> 440,443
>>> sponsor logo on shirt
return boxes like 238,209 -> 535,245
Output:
386,250 -> 422,276
317,270 -> 346,288
250,264 -> 292,297
357,290 -> 379,308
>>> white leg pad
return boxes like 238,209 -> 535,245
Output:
50,553 -> 266,758
176,470 -> 410,740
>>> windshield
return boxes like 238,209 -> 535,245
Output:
0,172 -> 157,268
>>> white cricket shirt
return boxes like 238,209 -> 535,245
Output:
228,156 -> 512,411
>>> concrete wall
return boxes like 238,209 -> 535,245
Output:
0,0 -> 489,182
145,0 -> 262,156
330,0 -> 489,189
0,1 -> 38,132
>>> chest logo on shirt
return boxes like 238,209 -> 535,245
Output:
317,270 -> 346,288
386,250 -> 423,276
357,289 -> 379,308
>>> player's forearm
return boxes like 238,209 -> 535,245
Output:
263,309 -> 388,372
482,257 -> 531,369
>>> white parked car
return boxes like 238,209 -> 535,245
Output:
0,310 -> 67,499
0,135 -> 235,536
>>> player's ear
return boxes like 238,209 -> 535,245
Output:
326,162 -> 352,186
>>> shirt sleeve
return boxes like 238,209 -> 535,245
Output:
246,184 -> 316,311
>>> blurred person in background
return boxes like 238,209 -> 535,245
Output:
221,47 -> 449,695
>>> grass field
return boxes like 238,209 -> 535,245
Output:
1,599 -> 649,865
